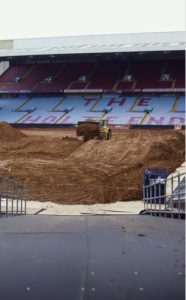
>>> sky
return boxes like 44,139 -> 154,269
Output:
0,0 -> 185,40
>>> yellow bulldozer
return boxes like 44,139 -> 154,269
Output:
76,120 -> 112,142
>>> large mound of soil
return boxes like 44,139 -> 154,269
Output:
0,122 -> 26,142
0,129 -> 184,204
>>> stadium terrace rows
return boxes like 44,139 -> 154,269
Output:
0,94 -> 185,125
0,60 -> 185,92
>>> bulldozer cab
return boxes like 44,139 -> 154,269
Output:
99,119 -> 112,140
99,120 -> 108,128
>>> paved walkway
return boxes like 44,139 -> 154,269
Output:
0,215 -> 184,300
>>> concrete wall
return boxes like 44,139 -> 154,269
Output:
0,61 -> 9,76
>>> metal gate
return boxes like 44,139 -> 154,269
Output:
0,175 -> 27,217
143,172 -> 185,218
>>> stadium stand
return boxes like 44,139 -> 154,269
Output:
0,32 -> 185,126
0,60 -> 185,92
0,94 -> 184,125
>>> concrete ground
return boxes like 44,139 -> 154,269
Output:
0,214 -> 184,300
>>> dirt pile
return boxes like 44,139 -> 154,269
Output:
0,122 -> 26,142
146,142 -> 177,160
0,129 -> 184,204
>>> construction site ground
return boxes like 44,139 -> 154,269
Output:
0,123 -> 185,205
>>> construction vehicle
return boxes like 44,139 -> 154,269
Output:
76,120 -> 112,142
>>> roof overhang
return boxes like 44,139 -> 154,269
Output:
0,31 -> 185,58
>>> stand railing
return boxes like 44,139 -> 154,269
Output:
0,175 -> 27,217
143,172 -> 185,218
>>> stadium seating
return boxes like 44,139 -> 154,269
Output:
0,59 -> 184,126
165,60 -> 185,88
87,62 -> 125,90
0,60 -> 184,92
0,94 -> 184,125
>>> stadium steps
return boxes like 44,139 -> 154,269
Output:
15,97 -> 33,112
15,96 -> 33,123
89,99 -> 101,112
132,80 -> 137,90
113,62 -> 132,90
160,61 -> 168,78
171,79 -> 176,88
129,97 -> 140,112
112,79 -> 120,90
140,112 -> 149,125
54,112 -> 68,124
22,65 -> 35,79
53,64 -> 66,81
84,62 -> 99,89
171,96 -> 180,112
16,112 -> 31,123
32,81 -> 41,90
50,97 -> 65,112
67,80 -> 74,89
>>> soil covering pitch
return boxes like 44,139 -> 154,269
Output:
0,123 -> 184,204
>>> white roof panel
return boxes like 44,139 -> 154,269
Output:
0,31 -> 185,57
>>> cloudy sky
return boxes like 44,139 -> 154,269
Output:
0,0 -> 185,39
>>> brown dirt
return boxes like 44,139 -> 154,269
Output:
0,122 -> 26,141
0,125 -> 185,204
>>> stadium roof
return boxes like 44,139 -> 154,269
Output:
0,31 -> 185,57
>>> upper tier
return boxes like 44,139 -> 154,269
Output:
0,60 -> 185,92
